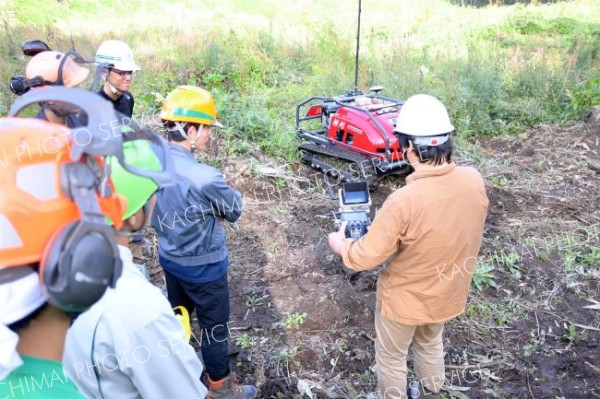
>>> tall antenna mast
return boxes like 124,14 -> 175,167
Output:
353,0 -> 362,95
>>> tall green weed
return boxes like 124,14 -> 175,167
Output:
0,0 -> 598,159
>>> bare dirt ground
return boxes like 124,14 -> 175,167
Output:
147,115 -> 599,398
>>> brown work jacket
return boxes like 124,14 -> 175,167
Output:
342,163 -> 489,325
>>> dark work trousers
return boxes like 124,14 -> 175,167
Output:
163,269 -> 231,381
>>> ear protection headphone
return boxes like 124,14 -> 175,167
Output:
9,75 -> 53,96
39,160 -> 122,313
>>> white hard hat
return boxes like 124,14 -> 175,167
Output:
95,40 -> 140,71
394,94 -> 454,138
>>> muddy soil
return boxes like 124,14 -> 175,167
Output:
145,118 -> 599,398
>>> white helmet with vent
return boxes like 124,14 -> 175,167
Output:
95,40 -> 140,71
394,94 -> 454,146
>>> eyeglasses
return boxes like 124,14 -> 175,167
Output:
110,69 -> 135,77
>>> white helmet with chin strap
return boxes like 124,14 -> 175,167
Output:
394,94 -> 454,146
394,94 -> 455,165
95,40 -> 140,95
95,40 -> 140,72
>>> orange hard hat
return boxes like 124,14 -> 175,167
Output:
0,118 -> 126,269
25,51 -> 89,88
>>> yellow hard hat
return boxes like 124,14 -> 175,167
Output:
160,85 -> 223,128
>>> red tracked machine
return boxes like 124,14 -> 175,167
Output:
295,1 -> 411,189
295,88 -> 410,188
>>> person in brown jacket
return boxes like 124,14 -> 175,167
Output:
328,94 -> 489,399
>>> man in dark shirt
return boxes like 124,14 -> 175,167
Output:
95,40 -> 140,118
98,85 -> 134,117
95,39 -> 144,257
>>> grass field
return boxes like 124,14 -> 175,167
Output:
1,0 -> 599,158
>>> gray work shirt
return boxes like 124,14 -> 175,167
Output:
152,143 -> 242,266
63,245 -> 207,399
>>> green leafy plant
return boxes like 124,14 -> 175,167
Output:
523,337 -> 541,357
284,312 -> 307,329
569,75 -> 600,116
272,346 -> 299,363
581,246 -> 600,266
563,324 -> 577,343
472,260 -> 497,291
563,246 -> 600,272
235,333 -> 257,350
245,294 -> 266,312
491,176 -> 509,187
491,250 -> 522,279
334,338 -> 348,353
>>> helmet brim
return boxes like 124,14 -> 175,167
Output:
65,65 -> 90,88
211,120 -> 224,129
118,62 -> 141,72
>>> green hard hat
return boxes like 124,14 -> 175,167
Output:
110,140 -> 161,221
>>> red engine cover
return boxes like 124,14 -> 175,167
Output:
326,97 -> 403,163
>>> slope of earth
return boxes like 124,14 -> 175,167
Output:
146,116 -> 599,398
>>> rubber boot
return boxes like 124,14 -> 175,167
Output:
208,376 -> 258,399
